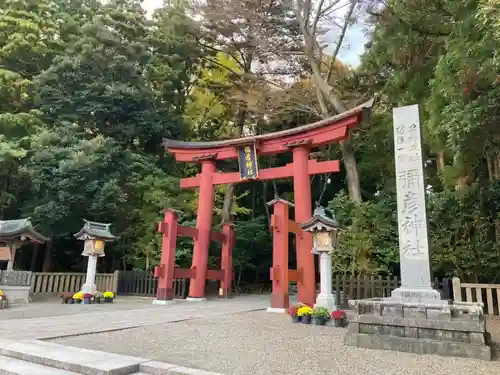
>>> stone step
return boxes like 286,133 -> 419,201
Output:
0,354 -> 82,375
0,339 -> 228,375
0,338 -> 143,375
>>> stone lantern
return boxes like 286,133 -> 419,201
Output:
300,204 -> 341,312
74,220 -> 116,294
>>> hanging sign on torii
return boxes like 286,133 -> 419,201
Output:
237,143 -> 259,180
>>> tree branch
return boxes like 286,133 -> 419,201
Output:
326,0 -> 356,82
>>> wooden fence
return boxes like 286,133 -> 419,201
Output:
330,275 -> 451,308
116,271 -> 189,299
237,275 -> 452,308
452,277 -> 500,315
0,269 -> 456,305
30,272 -> 117,295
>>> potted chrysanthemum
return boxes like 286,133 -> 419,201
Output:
297,305 -> 313,324
60,292 -> 73,304
0,291 -> 7,309
94,291 -> 104,304
312,307 -> 330,326
103,291 -> 114,303
83,293 -> 93,304
331,309 -> 347,327
287,306 -> 300,323
72,292 -> 84,304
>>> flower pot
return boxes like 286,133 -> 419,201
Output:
72,299 -> 80,304
291,315 -> 301,323
95,298 -> 101,304
313,317 -> 327,326
301,315 -> 312,324
104,297 -> 113,303
83,298 -> 91,305
334,318 -> 345,327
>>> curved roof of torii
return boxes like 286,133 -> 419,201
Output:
164,98 -> 373,151
164,98 -> 374,162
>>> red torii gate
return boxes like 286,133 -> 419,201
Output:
159,99 -> 373,306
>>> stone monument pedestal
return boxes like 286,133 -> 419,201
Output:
344,298 -> 491,361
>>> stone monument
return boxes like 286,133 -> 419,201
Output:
74,220 -> 116,294
344,104 -> 492,360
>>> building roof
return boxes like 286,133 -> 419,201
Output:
74,220 -> 116,241
300,205 -> 339,232
163,98 -> 374,150
0,218 -> 49,244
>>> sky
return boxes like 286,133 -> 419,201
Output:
141,0 -> 368,67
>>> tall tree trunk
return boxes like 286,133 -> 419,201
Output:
42,238 -> 52,272
340,140 -> 362,202
496,155 -> 500,179
437,151 -> 445,172
221,106 -> 247,223
30,243 -> 39,271
221,183 -> 235,223
314,85 -> 362,202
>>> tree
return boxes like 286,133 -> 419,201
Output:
193,0 -> 303,221
22,0 -> 202,271
294,0 -> 363,202
0,0 -> 65,219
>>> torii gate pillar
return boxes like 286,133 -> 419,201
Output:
292,146 -> 316,306
189,159 -> 216,299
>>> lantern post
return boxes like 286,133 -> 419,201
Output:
300,204 -> 341,312
74,220 -> 116,294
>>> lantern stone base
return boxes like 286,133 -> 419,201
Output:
315,293 -> 337,312
80,283 -> 97,294
344,298 -> 492,361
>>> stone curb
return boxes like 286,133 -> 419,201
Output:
140,361 -> 225,375
0,339 -> 226,375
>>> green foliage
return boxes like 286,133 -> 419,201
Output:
329,191 -> 398,275
232,216 -> 272,286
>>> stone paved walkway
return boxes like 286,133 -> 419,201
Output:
0,295 -> 269,341
53,310 -> 500,375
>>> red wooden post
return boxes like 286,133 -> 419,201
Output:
269,199 -> 293,309
154,209 -> 179,301
220,222 -> 235,297
292,146 -> 316,306
189,159 -> 216,299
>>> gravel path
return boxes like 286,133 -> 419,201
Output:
52,311 -> 500,375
